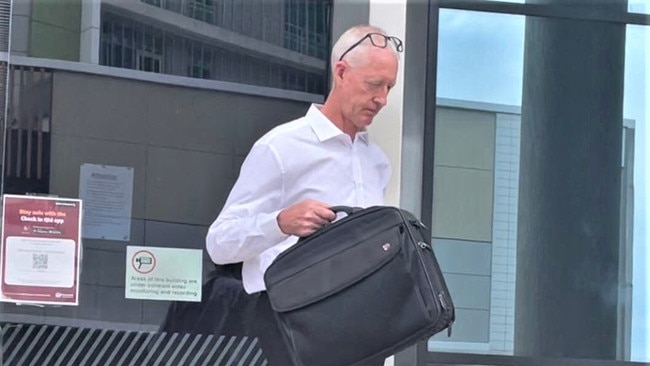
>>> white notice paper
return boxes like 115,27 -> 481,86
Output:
4,236 -> 76,288
79,164 -> 134,241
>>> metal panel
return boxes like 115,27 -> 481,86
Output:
435,0 -> 650,26
0,0 -> 11,52
424,351 -> 650,366
1,323 -> 267,366
0,0 -> 11,197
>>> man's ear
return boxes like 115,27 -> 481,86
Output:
333,61 -> 346,83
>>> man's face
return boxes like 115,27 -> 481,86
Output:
340,49 -> 398,131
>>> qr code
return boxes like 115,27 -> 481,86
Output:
32,253 -> 48,270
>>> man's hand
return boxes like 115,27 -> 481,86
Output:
277,200 -> 336,237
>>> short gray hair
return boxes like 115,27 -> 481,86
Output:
330,24 -> 400,72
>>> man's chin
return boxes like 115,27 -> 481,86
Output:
356,116 -> 374,129
354,123 -> 371,132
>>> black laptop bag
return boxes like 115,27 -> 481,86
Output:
264,206 -> 455,366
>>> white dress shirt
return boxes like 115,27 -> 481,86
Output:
206,104 -> 391,293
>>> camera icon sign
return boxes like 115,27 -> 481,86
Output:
132,250 -> 156,274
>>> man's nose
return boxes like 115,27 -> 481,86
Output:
373,89 -> 389,107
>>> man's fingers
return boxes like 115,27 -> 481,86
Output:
278,200 -> 337,237
314,206 -> 336,221
298,224 -> 320,237
304,215 -> 329,228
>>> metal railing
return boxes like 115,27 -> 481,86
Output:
139,0 -> 331,60
1,322 -> 266,366
2,65 -> 52,195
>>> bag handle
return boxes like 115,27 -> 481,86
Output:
329,205 -> 362,217
298,206 -> 363,243
296,206 -> 362,242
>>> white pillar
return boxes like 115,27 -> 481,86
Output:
368,2 -> 430,365
329,0 -> 409,208
367,0 -> 408,209
371,3 -> 409,365
331,2 -> 428,364
80,0 -> 101,64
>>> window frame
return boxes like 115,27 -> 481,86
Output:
403,1 -> 650,365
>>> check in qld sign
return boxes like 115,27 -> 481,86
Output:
0,194 -> 82,306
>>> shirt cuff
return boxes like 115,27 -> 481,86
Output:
258,210 -> 290,245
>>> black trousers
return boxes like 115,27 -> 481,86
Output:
253,292 -> 385,366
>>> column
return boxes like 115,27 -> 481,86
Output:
515,0 -> 626,359
80,0 -> 101,64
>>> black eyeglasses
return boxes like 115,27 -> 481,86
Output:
338,32 -> 404,61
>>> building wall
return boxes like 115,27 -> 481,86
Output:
489,112 -> 520,353
49,71 -> 307,226
429,106 -> 498,347
425,105 -> 523,354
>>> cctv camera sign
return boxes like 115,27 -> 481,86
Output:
132,249 -> 156,274
125,246 -> 202,302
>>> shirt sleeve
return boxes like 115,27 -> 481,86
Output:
206,141 -> 290,264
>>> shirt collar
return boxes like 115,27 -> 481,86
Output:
306,104 -> 370,145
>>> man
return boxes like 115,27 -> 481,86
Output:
206,24 -> 402,365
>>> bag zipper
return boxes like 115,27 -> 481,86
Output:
438,293 -> 454,336
402,209 -> 454,336
421,243 -> 454,336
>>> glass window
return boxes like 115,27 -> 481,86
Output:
99,11 -> 327,94
137,0 -> 331,60
429,7 -> 648,363
629,0 -> 650,14
21,0 -> 331,95
430,9 -> 524,355
0,57 -> 314,364
2,1 -> 331,364
624,24 -> 650,362
436,9 -> 524,106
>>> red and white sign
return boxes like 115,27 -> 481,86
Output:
1,194 -> 82,306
